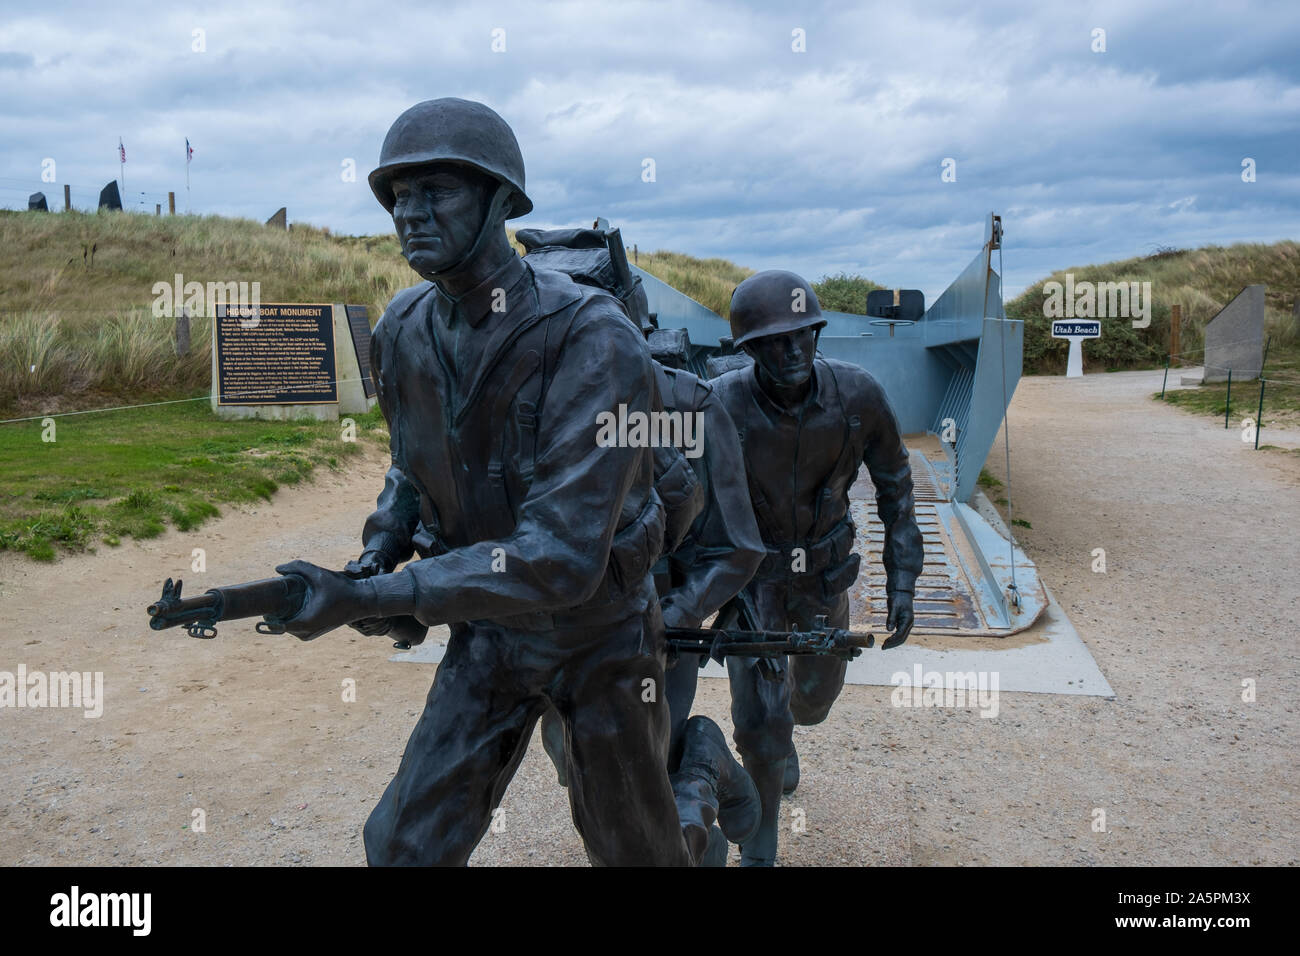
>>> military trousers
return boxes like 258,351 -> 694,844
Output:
727,580 -> 851,764
364,581 -> 693,866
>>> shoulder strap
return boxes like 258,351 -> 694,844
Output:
811,360 -> 864,541
727,375 -> 786,548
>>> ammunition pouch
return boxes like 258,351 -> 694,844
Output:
755,516 -> 860,598
820,552 -> 861,601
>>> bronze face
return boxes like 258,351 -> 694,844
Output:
390,164 -> 493,279
745,326 -> 818,391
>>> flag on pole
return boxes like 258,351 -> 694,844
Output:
119,138 -> 126,163
186,138 -> 193,163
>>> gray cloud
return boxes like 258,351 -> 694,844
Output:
1,0 -> 1297,300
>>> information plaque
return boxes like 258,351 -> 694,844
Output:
345,305 -> 376,399
214,303 -> 338,405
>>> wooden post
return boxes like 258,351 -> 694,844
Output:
168,191 -> 176,215
155,203 -> 161,216
63,184 -> 71,211
1170,303 -> 1181,367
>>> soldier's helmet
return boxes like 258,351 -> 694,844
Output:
369,98 -> 533,219
728,270 -> 826,348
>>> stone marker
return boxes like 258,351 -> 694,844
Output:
99,181 -> 122,210
266,207 -> 287,229
1202,285 -> 1264,382
175,310 -> 191,356
28,192 -> 48,211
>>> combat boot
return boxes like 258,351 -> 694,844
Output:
672,715 -> 761,846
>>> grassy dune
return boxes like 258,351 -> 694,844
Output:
0,209 -> 874,412
2,208 -> 1295,559
1006,242 -> 1300,373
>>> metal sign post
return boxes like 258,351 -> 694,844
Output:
1051,320 -> 1101,377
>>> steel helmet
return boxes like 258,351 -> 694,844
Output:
369,98 -> 533,219
728,270 -> 825,348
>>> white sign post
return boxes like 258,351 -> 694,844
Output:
1051,320 -> 1101,378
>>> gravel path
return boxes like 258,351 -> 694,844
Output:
1,369 -> 1295,865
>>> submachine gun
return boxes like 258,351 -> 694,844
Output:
664,617 -> 874,683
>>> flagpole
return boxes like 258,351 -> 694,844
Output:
185,138 -> 191,213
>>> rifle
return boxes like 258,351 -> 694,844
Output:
665,616 -> 874,670
146,572 -> 429,648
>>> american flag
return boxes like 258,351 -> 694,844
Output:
118,138 -> 126,163
186,138 -> 193,163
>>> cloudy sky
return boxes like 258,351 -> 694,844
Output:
2,0 -> 1297,299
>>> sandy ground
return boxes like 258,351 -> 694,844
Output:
1,368 -> 1296,866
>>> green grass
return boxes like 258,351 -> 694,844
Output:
0,400 -> 386,560
1157,342 -> 1300,427
977,468 -> 1003,490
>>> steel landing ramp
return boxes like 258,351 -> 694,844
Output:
849,442 -> 1046,638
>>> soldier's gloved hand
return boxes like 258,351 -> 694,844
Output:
883,589 -> 915,650
343,550 -> 394,636
272,560 -> 376,641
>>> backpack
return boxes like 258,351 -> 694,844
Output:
518,225 -> 704,552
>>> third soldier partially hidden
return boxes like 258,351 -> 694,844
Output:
709,270 -> 925,866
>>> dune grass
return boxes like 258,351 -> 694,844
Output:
1007,241 -> 1300,374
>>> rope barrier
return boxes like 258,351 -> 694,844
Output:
0,374 -> 374,426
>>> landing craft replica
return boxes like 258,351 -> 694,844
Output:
588,212 -> 1051,642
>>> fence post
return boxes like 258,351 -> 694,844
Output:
1170,303 -> 1181,365
1224,369 -> 1232,428
168,192 -> 176,215
1255,379 -> 1266,450
63,184 -> 71,211
1161,356 -> 1169,398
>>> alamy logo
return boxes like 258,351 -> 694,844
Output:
890,665 -> 999,718
595,404 -> 703,459
152,273 -> 261,321
1042,273 -> 1151,328
0,665 -> 103,718
50,886 -> 151,936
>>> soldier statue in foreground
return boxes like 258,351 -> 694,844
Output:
145,101 -> 896,866
709,271 -> 925,866
273,98 -> 763,865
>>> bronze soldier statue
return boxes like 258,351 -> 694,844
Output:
709,270 -> 925,866
510,247 -> 767,861
271,98 -> 755,865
